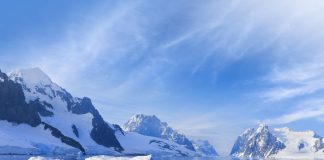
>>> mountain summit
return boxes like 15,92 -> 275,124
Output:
0,68 -> 197,156
124,114 -> 196,151
192,140 -> 218,156
230,124 -> 286,158
231,124 -> 324,159
9,68 -> 53,85
123,114 -> 218,156
4,68 -> 123,154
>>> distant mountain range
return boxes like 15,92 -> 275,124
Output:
2,67 -> 324,159
0,68 -> 215,157
231,124 -> 324,159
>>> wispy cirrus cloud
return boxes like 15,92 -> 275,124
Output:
265,99 -> 324,125
261,63 -> 324,102
245,0 -> 324,103
31,1 -> 148,85
4,1 -> 155,100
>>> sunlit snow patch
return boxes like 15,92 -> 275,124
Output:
85,155 -> 152,160
28,156 -> 60,160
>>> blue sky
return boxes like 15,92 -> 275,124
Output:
2,0 -> 324,155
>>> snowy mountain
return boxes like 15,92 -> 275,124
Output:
115,130 -> 196,157
231,124 -> 324,159
230,124 -> 285,158
0,68 -> 196,156
272,127 -> 324,159
123,114 -> 195,151
192,140 -> 218,157
7,68 -> 123,154
123,114 -> 218,157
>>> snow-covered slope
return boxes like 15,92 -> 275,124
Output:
230,124 -> 285,158
0,121 -> 78,155
7,68 -> 123,154
123,114 -> 219,157
85,155 -> 152,160
123,114 -> 195,151
231,124 -> 324,159
115,131 -> 196,157
192,140 -> 218,157
271,127 -> 324,159
0,68 -> 123,154
0,68 -> 197,157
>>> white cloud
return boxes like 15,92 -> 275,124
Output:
158,0 -> 324,78
269,64 -> 324,83
262,63 -> 324,101
262,82 -> 323,102
250,0 -> 324,102
265,99 -> 324,124
12,1 -> 150,95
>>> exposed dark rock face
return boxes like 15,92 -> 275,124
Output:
29,99 -> 54,117
124,114 -> 196,151
0,71 -> 41,127
149,140 -> 188,156
313,134 -> 324,152
55,88 -> 74,111
42,122 -> 85,154
40,92 -> 124,152
3,69 -> 124,153
91,114 -> 124,152
71,97 -> 95,114
298,143 -> 305,150
113,124 -> 125,136
230,124 -> 286,158
72,124 -> 79,138
35,85 -> 54,99
71,97 -> 124,152
0,71 -> 87,153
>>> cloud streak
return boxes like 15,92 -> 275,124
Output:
265,99 -> 324,125
262,63 -> 324,101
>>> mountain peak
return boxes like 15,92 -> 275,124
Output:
8,67 -> 64,104
124,114 -> 196,151
256,123 -> 269,132
232,125 -> 324,159
128,114 -> 167,128
9,67 -> 52,85
231,123 -> 286,158
132,114 -> 159,120
124,114 -> 164,136
0,68 -> 198,157
132,114 -> 158,120
192,140 -> 218,156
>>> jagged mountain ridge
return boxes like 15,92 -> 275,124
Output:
231,124 -> 324,159
123,114 -> 218,156
8,68 -> 123,153
230,124 -> 285,158
123,114 -> 195,151
0,68 -> 197,156
192,140 -> 218,157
